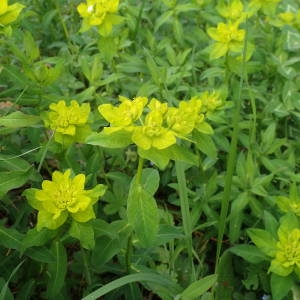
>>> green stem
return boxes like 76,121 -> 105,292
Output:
37,130 -> 55,173
175,161 -> 196,282
292,285 -> 300,300
136,156 -> 144,185
81,247 -> 92,286
215,20 -> 248,272
125,234 -> 133,273
133,0 -> 146,41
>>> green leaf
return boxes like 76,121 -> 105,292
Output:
181,274 -> 218,300
0,260 -> 24,300
47,242 -> 67,298
154,224 -> 184,245
91,236 -> 121,270
0,168 -> 33,196
127,183 -> 159,247
23,31 -> 40,63
229,244 -> 269,263
138,147 -> 170,170
263,210 -> 279,238
69,221 -> 95,250
24,246 -> 55,263
192,131 -> 217,158
0,111 -> 41,128
0,226 -> 24,251
285,30 -> 300,51
0,154 -> 31,171
0,278 -> 13,300
271,273 -> 293,300
132,168 -> 160,196
168,144 -> 199,166
247,228 -> 277,257
229,192 -> 249,243
22,228 -> 55,251
82,272 -> 181,300
154,10 -> 173,31
85,130 -> 132,148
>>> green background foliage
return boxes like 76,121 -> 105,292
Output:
1,0 -> 300,299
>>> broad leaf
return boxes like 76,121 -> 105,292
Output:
247,228 -> 277,257
0,168 -> 32,197
0,111 -> 41,128
181,274 -> 218,300
0,226 -> 24,251
69,221 -> 95,250
229,244 -> 269,263
271,273 -> 293,300
85,130 -> 132,148
127,183 -> 159,247
46,242 -> 67,298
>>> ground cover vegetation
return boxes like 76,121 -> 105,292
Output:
1,0 -> 300,299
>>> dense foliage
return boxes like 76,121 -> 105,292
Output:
1,0 -> 300,299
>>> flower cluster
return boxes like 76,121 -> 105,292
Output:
271,10 -> 300,29
269,227 -> 300,277
277,195 -> 300,216
77,0 -> 122,36
98,94 -> 221,151
0,0 -> 24,35
207,0 -> 247,60
207,0 -> 266,60
248,0 -> 281,16
25,169 -> 107,230
43,100 -> 91,146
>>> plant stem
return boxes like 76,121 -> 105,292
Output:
133,0 -> 146,42
81,247 -> 92,286
125,234 -> 133,273
136,156 -> 144,185
37,130 -> 55,173
215,20 -> 248,272
292,285 -> 300,300
175,161 -> 196,282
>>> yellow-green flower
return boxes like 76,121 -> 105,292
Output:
248,213 -> 300,279
148,98 -> 168,115
98,96 -> 148,133
277,188 -> 300,216
77,0 -> 122,36
25,169 -> 106,230
198,91 -> 223,113
217,0 -> 245,23
248,0 -> 281,16
269,228 -> 300,277
166,98 -> 202,136
43,100 -> 91,145
272,11 -> 300,29
132,111 -> 176,150
207,22 -> 245,59
0,0 -> 24,34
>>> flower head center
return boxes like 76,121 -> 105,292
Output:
54,183 -> 78,209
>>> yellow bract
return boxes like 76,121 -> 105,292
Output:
77,0 -> 122,36
269,228 -> 300,277
98,95 -> 218,150
132,111 -> 176,150
25,170 -> 106,230
0,0 -> 24,34
99,96 -> 148,129
166,98 -> 202,136
248,0 -> 281,15
276,196 -> 300,216
207,22 -> 245,59
44,100 -> 91,145
217,0 -> 245,22
275,11 -> 300,29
